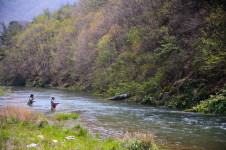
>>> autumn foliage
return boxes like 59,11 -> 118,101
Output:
0,0 -> 225,112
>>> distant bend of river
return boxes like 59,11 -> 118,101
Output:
0,86 -> 226,150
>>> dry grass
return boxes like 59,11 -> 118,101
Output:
113,131 -> 156,146
123,131 -> 155,143
0,106 -> 38,122
112,131 -> 161,150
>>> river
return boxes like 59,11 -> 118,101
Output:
0,86 -> 226,150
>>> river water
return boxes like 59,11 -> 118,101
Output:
0,86 -> 226,150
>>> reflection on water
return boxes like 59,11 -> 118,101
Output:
0,86 -> 226,150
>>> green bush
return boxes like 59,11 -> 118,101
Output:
141,96 -> 158,105
53,113 -> 79,121
77,127 -> 88,137
73,123 -> 82,130
189,89 -> 226,115
0,88 -> 10,96
97,49 -> 116,65
124,140 -> 150,150
37,118 -> 49,128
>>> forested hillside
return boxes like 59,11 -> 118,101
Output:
0,0 -> 225,114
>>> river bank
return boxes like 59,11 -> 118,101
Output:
43,85 -> 226,116
0,106 -> 163,150
2,83 -> 226,116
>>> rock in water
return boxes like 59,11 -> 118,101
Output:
108,93 -> 129,100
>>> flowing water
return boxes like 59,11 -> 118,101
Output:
0,86 -> 226,150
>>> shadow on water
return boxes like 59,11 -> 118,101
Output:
0,86 -> 226,150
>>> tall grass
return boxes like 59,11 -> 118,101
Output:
118,131 -> 161,150
0,106 -> 39,121
53,113 -> 79,121
123,131 -> 155,142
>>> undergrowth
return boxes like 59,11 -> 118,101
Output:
187,89 -> 226,115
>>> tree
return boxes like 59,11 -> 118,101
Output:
0,21 -> 24,60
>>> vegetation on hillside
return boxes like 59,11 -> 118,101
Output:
0,0 -> 225,114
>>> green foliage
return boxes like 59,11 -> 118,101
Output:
121,134 -> 163,150
154,36 -> 180,61
53,113 -> 79,121
97,34 -> 112,50
0,88 -> 10,96
0,47 -> 5,61
52,4 -> 74,21
73,123 -> 82,131
83,0 -> 108,12
189,89 -> 226,115
141,96 -> 158,105
77,126 -> 88,137
127,27 -> 143,49
97,49 -> 116,65
0,21 -> 25,61
123,140 -> 150,150
0,0 -> 225,115
33,8 -> 51,23
34,76 -> 45,87
194,7 -> 226,71
37,118 -> 50,128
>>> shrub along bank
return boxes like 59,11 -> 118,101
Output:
0,88 -> 10,96
187,89 -> 226,115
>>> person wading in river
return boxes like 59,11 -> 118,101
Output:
51,96 -> 59,110
27,94 -> 35,106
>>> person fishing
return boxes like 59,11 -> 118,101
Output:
27,94 -> 35,106
51,96 -> 59,110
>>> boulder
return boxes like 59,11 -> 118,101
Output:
65,136 -> 75,140
108,93 -> 129,100
26,143 -> 38,148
